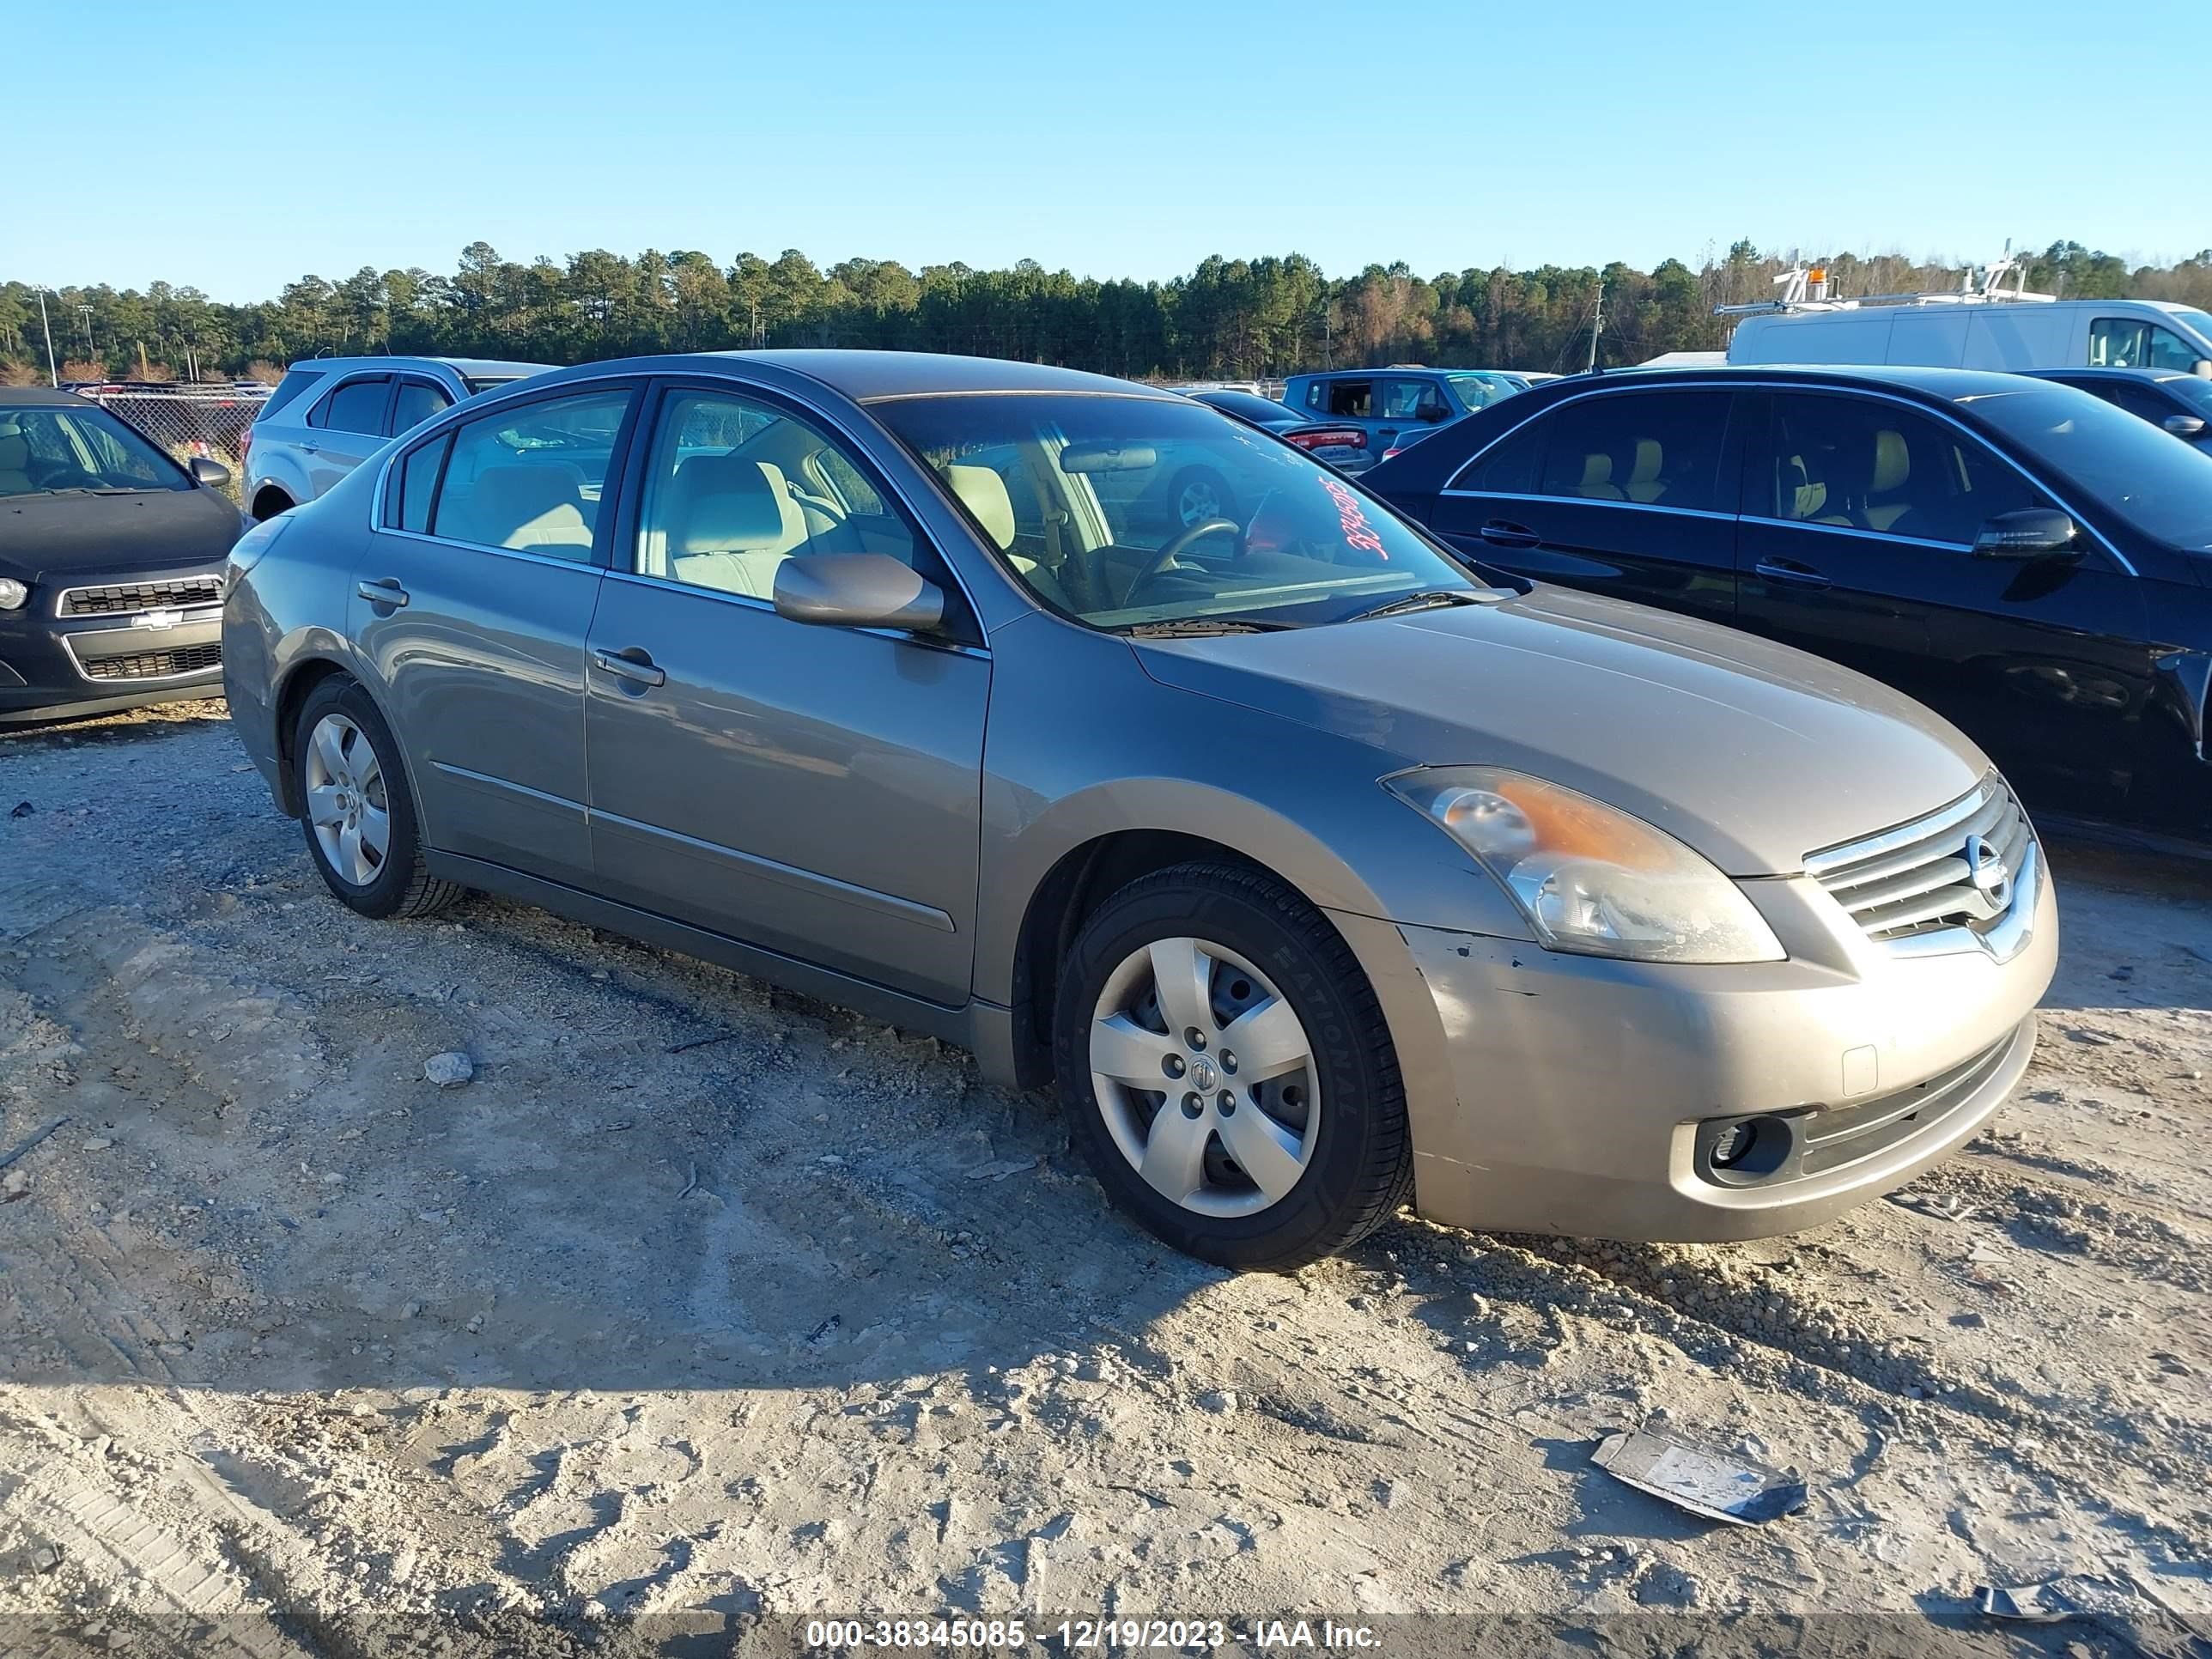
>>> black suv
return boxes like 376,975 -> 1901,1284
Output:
1364,365 -> 2212,839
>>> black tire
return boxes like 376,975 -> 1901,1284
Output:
292,677 -> 462,921
1167,466 -> 1237,530
1053,862 -> 1413,1271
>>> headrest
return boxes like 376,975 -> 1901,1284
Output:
1871,429 -> 1911,493
0,434 -> 27,472
465,465 -> 588,547
1577,452 -> 1613,489
1629,439 -> 1662,483
945,464 -> 1015,550
665,454 -> 787,555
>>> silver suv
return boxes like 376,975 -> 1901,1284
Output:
241,356 -> 548,520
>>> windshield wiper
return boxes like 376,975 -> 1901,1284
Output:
1342,588 -> 1501,623
1120,617 -> 1296,638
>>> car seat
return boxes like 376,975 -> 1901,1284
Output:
1625,439 -> 1666,504
660,455 -> 809,598
456,465 -> 594,552
0,425 -> 31,495
945,464 -> 1076,612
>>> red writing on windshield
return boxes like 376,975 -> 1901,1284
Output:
1321,475 -> 1389,559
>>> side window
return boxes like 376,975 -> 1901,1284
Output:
389,379 -> 452,435
1379,379 -> 1443,420
2101,383 -> 2181,427
428,387 -> 633,559
1534,392 -> 1731,511
1759,394 -> 2046,545
389,434 -> 451,532
633,387 -> 946,609
313,377 -> 390,435
1453,420 -> 1546,495
2144,326 -> 2205,372
1323,379 -> 1374,419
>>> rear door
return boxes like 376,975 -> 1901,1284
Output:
352,380 -> 641,886
1734,389 -> 2154,817
1376,376 -> 1449,457
302,374 -> 393,498
1427,386 -> 1745,624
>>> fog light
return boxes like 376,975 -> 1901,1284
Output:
1711,1121 -> 1759,1168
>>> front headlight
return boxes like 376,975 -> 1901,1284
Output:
1386,766 -> 1785,964
0,578 -> 27,610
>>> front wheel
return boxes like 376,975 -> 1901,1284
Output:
1053,863 -> 1412,1270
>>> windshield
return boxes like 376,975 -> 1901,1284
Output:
1962,382 -> 2212,549
876,392 -> 1480,629
0,404 -> 191,496
1192,390 -> 1300,425
465,374 -> 532,396
1449,373 -> 1522,410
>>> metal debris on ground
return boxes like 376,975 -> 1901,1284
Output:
9,800 -> 33,818
1977,1580 -> 2082,1622
1590,1429 -> 1809,1526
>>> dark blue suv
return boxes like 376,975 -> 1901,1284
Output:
1282,367 -> 1529,455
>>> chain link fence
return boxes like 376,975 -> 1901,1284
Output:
76,386 -> 271,503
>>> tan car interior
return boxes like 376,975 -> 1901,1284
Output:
0,426 -> 32,495
1560,436 -> 1683,505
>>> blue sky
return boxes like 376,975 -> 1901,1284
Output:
21,0 -> 2205,300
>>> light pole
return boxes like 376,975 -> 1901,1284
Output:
33,288 -> 58,386
76,304 -> 94,364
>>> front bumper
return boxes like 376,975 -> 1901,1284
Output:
0,567 -> 225,723
1334,841 -> 2058,1243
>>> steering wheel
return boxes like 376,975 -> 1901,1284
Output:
1128,517 -> 1241,598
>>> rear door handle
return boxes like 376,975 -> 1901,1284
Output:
299,441 -> 321,455
356,577 -> 409,607
1479,519 -> 1540,549
1753,560 -> 1833,591
590,646 -> 665,688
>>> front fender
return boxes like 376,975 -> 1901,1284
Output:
971,614 -> 1534,1006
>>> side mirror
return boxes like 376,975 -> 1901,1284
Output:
1972,507 -> 2079,561
773,553 -> 945,633
190,456 -> 232,489
2193,359 -> 2212,380
2164,413 -> 2208,439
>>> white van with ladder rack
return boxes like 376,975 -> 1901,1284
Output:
1721,254 -> 2212,376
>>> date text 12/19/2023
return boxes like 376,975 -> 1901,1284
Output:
803,1619 -> 1383,1650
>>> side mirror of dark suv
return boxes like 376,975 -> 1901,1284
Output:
1972,508 -> 2080,561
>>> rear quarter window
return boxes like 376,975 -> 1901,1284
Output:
254,368 -> 325,425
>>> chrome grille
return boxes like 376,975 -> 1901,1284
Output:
1805,775 -> 2033,945
58,576 -> 224,617
80,642 -> 222,682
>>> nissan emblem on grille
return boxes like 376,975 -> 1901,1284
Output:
1965,834 -> 2011,910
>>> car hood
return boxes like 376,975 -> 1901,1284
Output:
1132,587 -> 1990,877
0,488 -> 245,585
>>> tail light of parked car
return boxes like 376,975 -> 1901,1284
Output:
1287,426 -> 1365,453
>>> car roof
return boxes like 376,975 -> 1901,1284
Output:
283,355 -> 550,376
1499,363 -> 2061,403
2027,366 -> 2197,385
0,386 -> 99,407
493,349 -> 1180,404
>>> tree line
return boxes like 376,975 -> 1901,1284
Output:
5,240 -> 2208,387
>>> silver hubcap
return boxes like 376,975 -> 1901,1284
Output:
303,714 -> 391,887
1177,480 -> 1222,526
1089,937 -> 1320,1218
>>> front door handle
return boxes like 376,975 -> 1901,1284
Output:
356,577 -> 409,607
590,646 -> 666,688
1479,519 -> 1540,549
1753,559 -> 1833,591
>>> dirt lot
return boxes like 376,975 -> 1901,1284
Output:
2,702 -> 2209,1656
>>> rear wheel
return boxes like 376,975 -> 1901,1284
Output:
292,678 -> 460,920
1053,862 -> 1412,1270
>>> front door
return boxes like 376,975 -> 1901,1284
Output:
1734,390 -> 2154,818
1426,386 -> 1744,625
582,380 -> 989,1006
352,380 -> 640,885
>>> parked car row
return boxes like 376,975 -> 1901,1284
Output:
23,328 -> 2212,1273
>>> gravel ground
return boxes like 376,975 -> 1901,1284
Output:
1,702 -> 2209,1656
